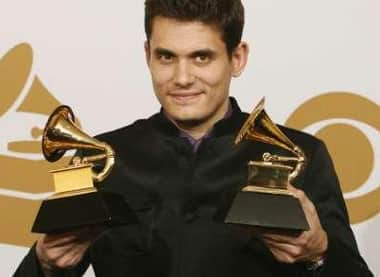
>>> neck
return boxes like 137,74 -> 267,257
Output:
175,121 -> 212,140
166,100 -> 231,140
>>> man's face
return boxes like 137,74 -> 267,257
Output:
145,16 -> 247,132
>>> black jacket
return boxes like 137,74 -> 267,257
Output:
15,99 -> 373,276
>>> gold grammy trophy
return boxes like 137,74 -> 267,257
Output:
225,98 -> 309,230
32,105 -> 137,233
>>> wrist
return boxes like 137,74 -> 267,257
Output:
38,256 -> 58,277
305,230 -> 328,271
305,255 -> 326,271
35,241 -> 56,276
313,229 -> 328,261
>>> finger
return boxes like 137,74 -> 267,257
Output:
42,234 -> 82,248
267,245 -> 298,264
263,226 -> 327,262
265,240 -> 313,263
38,231 -> 89,258
287,184 -> 319,226
262,231 -> 314,251
259,228 -> 309,243
260,233 -> 300,244
42,237 -> 92,269
71,240 -> 91,259
288,184 -> 315,211
256,226 -> 301,236
43,226 -> 103,245
265,239 -> 305,259
43,228 -> 90,242
54,240 -> 91,269
260,227 -> 304,238
38,241 -> 78,266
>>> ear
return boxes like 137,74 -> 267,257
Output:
231,42 -> 249,77
144,41 -> 151,66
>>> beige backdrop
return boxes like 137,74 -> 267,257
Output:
0,0 -> 379,275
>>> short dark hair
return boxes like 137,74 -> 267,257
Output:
144,0 -> 245,56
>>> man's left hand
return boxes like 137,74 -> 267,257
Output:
254,184 -> 328,264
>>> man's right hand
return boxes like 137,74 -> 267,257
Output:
35,227 -> 103,275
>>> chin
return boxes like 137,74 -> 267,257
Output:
170,112 -> 205,125
167,107 -> 201,120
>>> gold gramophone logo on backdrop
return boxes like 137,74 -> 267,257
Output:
286,92 -> 380,224
0,43 -> 69,246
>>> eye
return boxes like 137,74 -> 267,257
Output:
194,54 -> 210,64
157,53 -> 174,64
285,92 -> 380,224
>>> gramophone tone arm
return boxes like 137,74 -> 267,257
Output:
263,151 -> 306,182
82,154 -> 108,164
72,144 -> 115,183
89,144 -> 115,183
263,152 -> 300,163
72,154 -> 109,165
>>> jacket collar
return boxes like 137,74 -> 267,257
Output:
151,97 -> 248,138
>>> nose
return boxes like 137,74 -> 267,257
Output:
173,60 -> 195,87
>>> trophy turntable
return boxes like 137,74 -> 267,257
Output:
32,105 -> 137,233
225,98 -> 309,230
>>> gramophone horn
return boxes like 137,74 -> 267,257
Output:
235,98 -> 296,153
42,105 -> 75,162
235,97 -> 306,181
41,105 -> 115,182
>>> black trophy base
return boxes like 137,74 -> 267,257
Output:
32,190 -> 138,233
225,191 -> 309,231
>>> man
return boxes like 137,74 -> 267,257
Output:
15,0 -> 373,276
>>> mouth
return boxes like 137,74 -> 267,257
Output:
169,91 -> 203,104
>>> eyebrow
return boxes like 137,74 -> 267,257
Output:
153,47 -> 177,58
189,49 -> 216,58
153,47 -> 216,58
